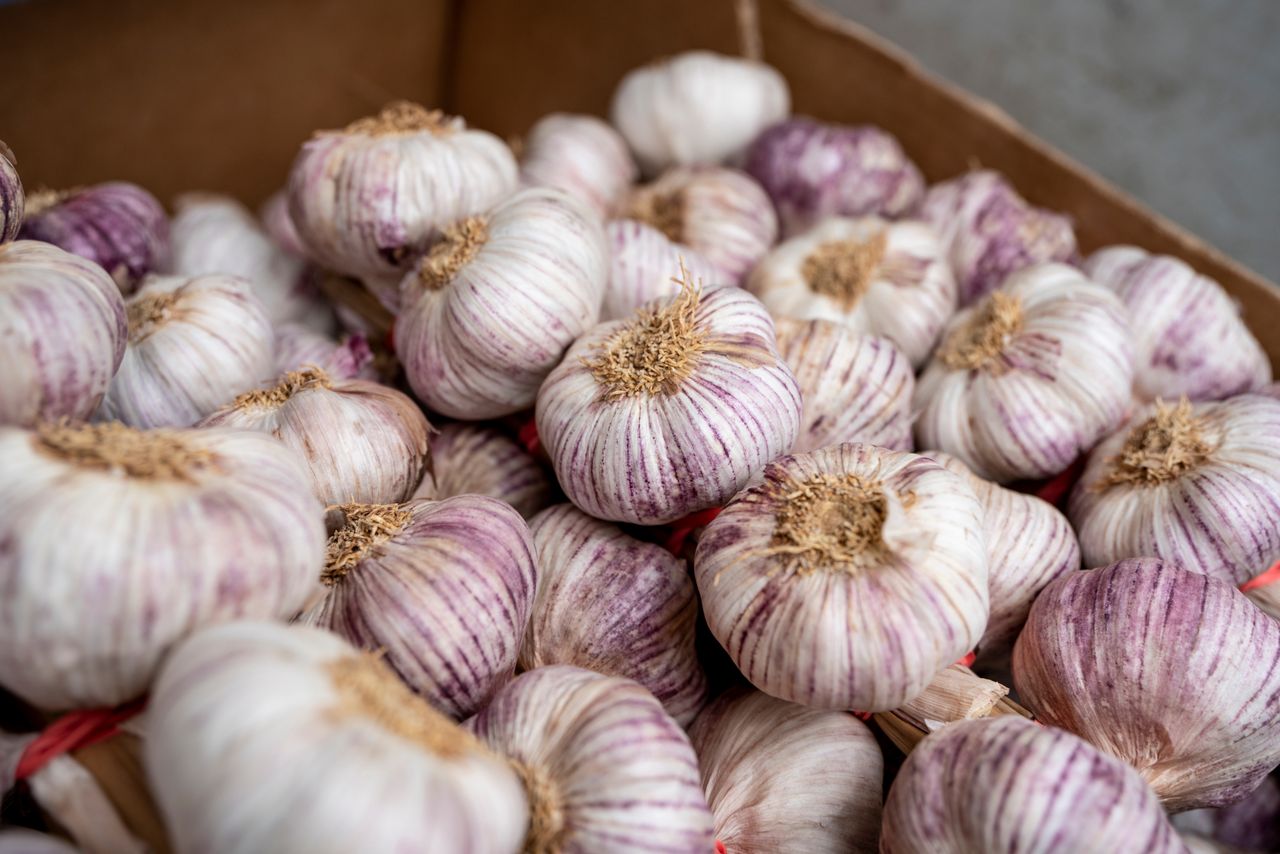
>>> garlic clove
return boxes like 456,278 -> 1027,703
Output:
604,218 -> 726,321
258,189 -> 310,260
414,422 -> 552,519
519,113 -> 638,220
272,323 -> 377,382
0,140 -> 22,244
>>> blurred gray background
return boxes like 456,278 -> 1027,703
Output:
820,0 -> 1280,283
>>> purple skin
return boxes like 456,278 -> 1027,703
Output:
0,141 -> 22,244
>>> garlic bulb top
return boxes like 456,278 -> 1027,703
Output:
273,323 -> 376,382
523,504 -> 706,725
288,101 -> 518,278
414,422 -> 552,519
915,263 -> 1134,481
1013,558 -> 1280,812
881,717 -> 1186,854
690,689 -> 883,853
695,443 -> 989,712
520,113 -> 637,219
147,621 -> 527,854
0,241 -> 126,427
0,140 -> 22,243
536,277 -> 800,525
468,665 -> 715,853
259,189 -> 310,258
746,215 -> 956,368
604,218 -> 724,321
0,422 -> 324,709
397,187 -> 607,419
1068,395 -> 1280,586
610,50 -> 789,174
1084,245 -> 1270,402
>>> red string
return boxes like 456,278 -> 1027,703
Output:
850,710 -> 872,721
516,416 -> 541,457
1241,559 -> 1280,594
14,698 -> 146,782
662,506 -> 723,555
1026,456 -> 1086,508
955,651 -> 976,669
715,841 -> 727,854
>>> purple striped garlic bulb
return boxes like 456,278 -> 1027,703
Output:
523,504 -> 706,725
747,216 -> 956,368
744,119 -> 925,236
694,443 -> 989,712
881,717 -> 1186,854
0,141 -> 21,243
287,101 -> 517,279
0,241 -> 126,427
413,422 -> 552,519
536,276 -> 800,525
690,689 -> 883,853
604,218 -> 724,320
915,263 -> 1133,481
147,621 -> 527,854
273,323 -> 376,382
397,188 -> 607,419
468,665 -> 715,853
1068,395 -> 1280,586
101,274 -> 274,428
625,166 -> 777,282
259,189 -> 310,259
0,422 -> 324,710
921,170 -> 1077,306
19,182 -> 169,295
519,113 -> 637,219
1014,558 -> 1280,811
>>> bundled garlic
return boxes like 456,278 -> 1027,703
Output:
604,218 -> 723,320
0,140 -> 21,243
0,422 -> 324,709
746,216 -> 956,368
519,113 -> 637,219
396,188 -> 607,418
147,621 -> 527,854
915,263 -> 1133,481
610,50 -> 789,173
695,443 -> 988,712
1014,557 -> 1280,811
272,323 -> 376,382
523,504 -> 706,725
413,422 -> 551,518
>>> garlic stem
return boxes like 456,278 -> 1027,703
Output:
871,664 -> 1014,753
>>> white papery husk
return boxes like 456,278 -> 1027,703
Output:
411,421 -> 552,519
603,218 -> 725,321
519,113 -> 637,219
272,323 -> 376,382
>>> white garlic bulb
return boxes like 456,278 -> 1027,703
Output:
690,689 -> 883,853
412,422 -> 552,518
747,216 -> 956,368
468,665 -> 715,852
272,323 -> 376,382
610,50 -> 789,173
604,218 -> 724,321
146,621 -> 527,854
915,263 -> 1134,481
0,422 -> 324,709
519,113 -> 637,219
695,443 -> 989,712
288,101 -> 518,278
396,188 -> 607,419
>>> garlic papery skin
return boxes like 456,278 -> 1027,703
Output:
881,717 -> 1186,854
626,166 -> 778,283
0,241 -> 126,427
396,187 -> 607,419
19,182 -> 170,295
146,621 -> 528,854
1068,395 -> 1280,586
536,278 -> 800,525
746,215 -> 956,368
694,443 -> 989,712
603,218 -> 724,321
413,422 -> 552,519
273,323 -> 376,381
775,317 -> 914,453
468,665 -> 715,853
0,140 -> 22,244
0,422 -> 325,710
610,50 -> 789,174
1083,245 -> 1271,402
914,263 -> 1134,481
1013,558 -> 1280,812
520,113 -> 638,219
523,504 -> 706,725
288,101 -> 518,279
259,189 -> 310,259
689,689 -> 883,853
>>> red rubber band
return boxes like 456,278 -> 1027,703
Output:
955,651 -> 976,669
1241,559 -> 1280,594
1027,456 -> 1085,508
516,416 -> 541,457
715,841 -> 727,854
850,710 -> 872,721
662,506 -> 723,556
13,698 -> 146,782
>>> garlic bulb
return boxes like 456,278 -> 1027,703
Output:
288,101 -> 517,278
610,50 -> 789,174
881,717 -> 1186,854
396,188 -> 607,419
520,113 -> 637,219
746,215 -> 956,368
523,504 -> 706,725
468,665 -> 715,852
201,368 -> 430,506
695,443 -> 988,712
604,218 -> 724,321
690,689 -> 883,853
921,170 -> 1077,306
19,182 -> 169,295
413,422 -> 551,519
1068,395 -> 1280,586
0,241 -> 126,427
259,189 -> 309,258
1173,776 -> 1280,854
0,140 -> 22,243
147,620 -> 527,854
1084,245 -> 1270,401
273,323 -> 376,381
1013,557 -> 1280,811
0,422 -> 324,709
536,277 -> 800,525
744,118 -> 925,236
626,166 -> 777,282
914,263 -> 1133,481
101,274 -> 274,428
